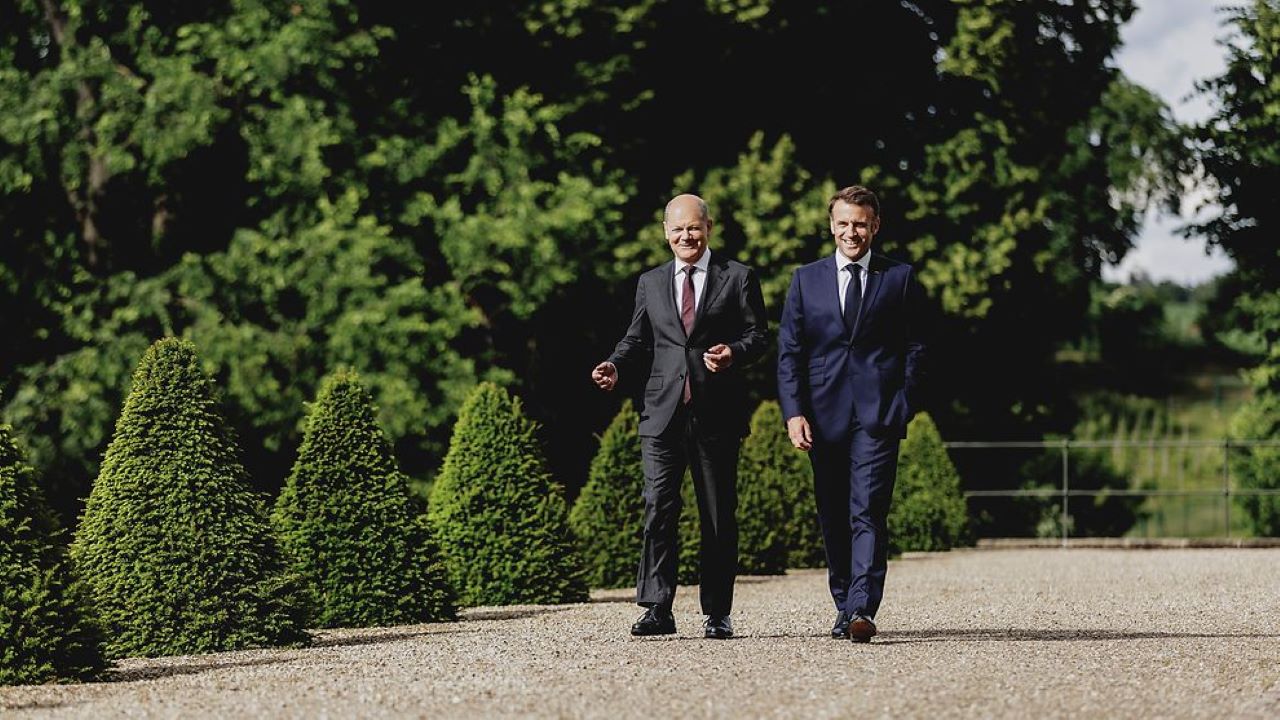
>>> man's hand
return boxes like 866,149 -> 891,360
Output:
786,415 -> 813,451
703,344 -> 734,373
591,361 -> 618,392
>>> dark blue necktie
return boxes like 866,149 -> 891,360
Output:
843,263 -> 861,336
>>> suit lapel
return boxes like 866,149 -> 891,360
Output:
850,253 -> 886,341
655,260 -> 684,337
690,255 -> 728,337
819,254 -> 841,326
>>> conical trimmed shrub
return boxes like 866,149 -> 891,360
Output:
71,338 -> 310,658
428,383 -> 587,606
738,401 -> 824,573
569,401 -> 645,589
677,473 -> 700,585
1,425 -> 106,685
272,370 -> 456,627
889,413 -> 970,554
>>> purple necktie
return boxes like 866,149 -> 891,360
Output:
681,266 -> 696,403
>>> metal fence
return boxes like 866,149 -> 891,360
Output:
944,439 -> 1280,546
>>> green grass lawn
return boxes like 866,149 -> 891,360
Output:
1120,370 -> 1254,538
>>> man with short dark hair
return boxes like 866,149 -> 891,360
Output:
592,193 -> 769,639
777,185 -> 927,643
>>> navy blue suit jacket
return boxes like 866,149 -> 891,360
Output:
777,253 -> 926,441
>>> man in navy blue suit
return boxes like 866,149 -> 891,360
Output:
777,185 -> 926,643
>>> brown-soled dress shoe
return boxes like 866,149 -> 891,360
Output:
631,607 -> 676,636
848,615 -> 877,643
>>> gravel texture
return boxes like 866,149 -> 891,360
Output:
4,549 -> 1278,719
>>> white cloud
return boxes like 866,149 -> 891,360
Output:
1104,0 -> 1236,285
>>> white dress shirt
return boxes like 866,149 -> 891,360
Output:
835,250 -> 870,316
674,248 -> 712,313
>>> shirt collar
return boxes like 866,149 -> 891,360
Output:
835,250 -> 871,274
676,248 -> 712,275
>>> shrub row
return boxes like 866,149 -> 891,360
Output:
6,336 -> 966,684
569,402 -> 969,588
4,339 -> 588,683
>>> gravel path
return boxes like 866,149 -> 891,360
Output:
4,549 -> 1278,718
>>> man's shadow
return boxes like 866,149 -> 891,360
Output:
876,628 -> 1280,645
742,628 -> 1280,643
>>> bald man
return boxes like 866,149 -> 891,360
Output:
592,194 -> 769,639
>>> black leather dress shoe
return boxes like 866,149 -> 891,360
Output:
631,607 -> 676,636
704,615 -> 734,639
849,615 -> 877,643
831,611 -> 852,639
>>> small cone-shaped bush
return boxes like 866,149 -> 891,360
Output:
428,383 -> 587,606
71,338 -> 309,658
889,413 -> 969,554
1,425 -> 106,685
569,401 -> 645,589
677,472 -> 700,585
273,370 -> 456,627
737,401 -> 824,573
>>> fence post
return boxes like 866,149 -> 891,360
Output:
1223,439 -> 1231,539
1061,439 -> 1070,548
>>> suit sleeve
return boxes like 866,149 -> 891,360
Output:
902,266 -> 928,415
776,270 -> 806,422
726,267 -> 769,366
607,274 -> 652,386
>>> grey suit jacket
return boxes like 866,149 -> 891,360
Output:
609,254 -> 769,438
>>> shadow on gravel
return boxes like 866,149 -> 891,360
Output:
462,606 -> 574,622
876,629 -> 1280,645
107,655 -> 295,683
312,628 -> 474,649
1,698 -> 74,712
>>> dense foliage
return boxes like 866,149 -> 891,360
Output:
272,370 -> 456,627
0,1 -> 1185,539
428,383 -> 587,606
70,339 -> 309,658
1189,1 -> 1280,534
1,425 -> 105,685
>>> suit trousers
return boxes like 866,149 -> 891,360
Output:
635,403 -> 740,617
809,422 -> 900,619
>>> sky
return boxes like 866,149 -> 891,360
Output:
1104,0 -> 1236,286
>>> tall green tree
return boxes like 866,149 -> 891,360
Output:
2,0 -> 1191,540
71,338 -> 309,658
1191,0 -> 1280,534
1,425 -> 105,685
428,383 -> 588,606
272,370 -> 456,627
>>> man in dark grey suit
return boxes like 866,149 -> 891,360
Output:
591,193 -> 769,639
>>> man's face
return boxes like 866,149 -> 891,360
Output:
830,200 -> 879,262
665,200 -> 711,264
